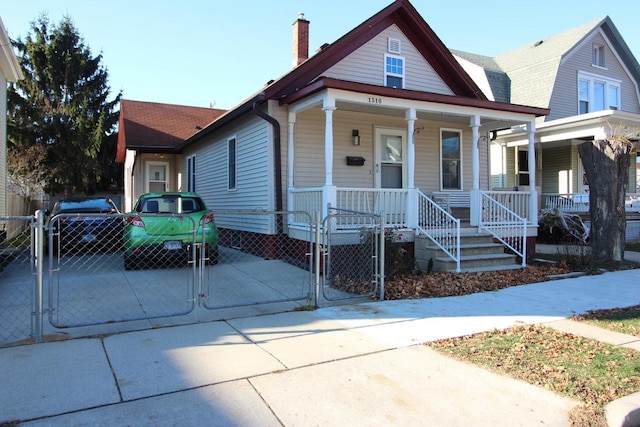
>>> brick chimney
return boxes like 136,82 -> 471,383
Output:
292,12 -> 309,67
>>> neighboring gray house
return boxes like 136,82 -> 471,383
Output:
0,17 -> 24,225
120,0 -> 550,271
454,17 -> 640,213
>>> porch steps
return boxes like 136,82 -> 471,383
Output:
415,228 -> 519,273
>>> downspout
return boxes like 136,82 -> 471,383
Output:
252,92 -> 284,234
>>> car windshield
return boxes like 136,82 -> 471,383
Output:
55,199 -> 118,214
136,196 -> 204,214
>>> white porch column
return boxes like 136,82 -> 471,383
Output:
287,112 -> 296,212
405,109 -> 417,228
322,102 -> 337,219
323,105 -> 336,187
527,121 -> 538,224
469,116 -> 481,226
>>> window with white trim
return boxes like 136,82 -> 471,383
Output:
578,72 -> 621,114
384,54 -> 405,89
186,155 -> 196,192
227,137 -> 237,191
440,129 -> 462,190
593,44 -> 605,68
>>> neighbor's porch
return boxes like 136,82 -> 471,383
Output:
541,193 -> 640,214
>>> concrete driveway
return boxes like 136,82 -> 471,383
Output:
0,246 -> 314,346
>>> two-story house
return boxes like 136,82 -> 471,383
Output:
454,17 -> 640,241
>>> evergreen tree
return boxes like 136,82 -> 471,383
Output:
7,14 -> 121,196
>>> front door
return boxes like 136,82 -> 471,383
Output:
375,127 -> 407,188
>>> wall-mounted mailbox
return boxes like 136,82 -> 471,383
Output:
346,156 -> 366,166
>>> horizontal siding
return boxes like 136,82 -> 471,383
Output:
324,25 -> 453,95
540,146 -> 572,193
182,114 -> 274,233
0,73 -> 6,217
293,108 -> 485,193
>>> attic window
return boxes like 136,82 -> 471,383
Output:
384,54 -> 405,89
593,44 -> 605,67
388,37 -> 401,54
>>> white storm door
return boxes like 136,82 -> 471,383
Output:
146,161 -> 170,193
375,128 -> 407,188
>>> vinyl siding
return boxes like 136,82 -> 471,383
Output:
183,114 -> 274,234
549,32 -> 640,120
0,72 -> 6,217
540,146 -> 573,193
292,108 -> 481,193
324,25 -> 453,95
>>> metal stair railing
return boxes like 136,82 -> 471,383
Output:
416,190 -> 460,272
479,191 -> 527,266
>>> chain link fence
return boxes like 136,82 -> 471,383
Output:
0,216 -> 37,345
203,211 -> 314,310
321,209 -> 384,302
48,212 -> 197,328
1,209 -> 384,347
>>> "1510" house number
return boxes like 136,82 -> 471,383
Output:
368,97 -> 383,104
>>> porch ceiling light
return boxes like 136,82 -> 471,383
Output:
352,129 -> 360,145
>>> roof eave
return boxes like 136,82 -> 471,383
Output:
0,18 -> 24,81
281,77 -> 548,117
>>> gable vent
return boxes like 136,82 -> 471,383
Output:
388,37 -> 401,54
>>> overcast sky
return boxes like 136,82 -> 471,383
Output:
3,0 -> 639,109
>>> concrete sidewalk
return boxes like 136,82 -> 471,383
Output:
1,269 -> 639,426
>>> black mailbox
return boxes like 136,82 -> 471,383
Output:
346,156 -> 366,166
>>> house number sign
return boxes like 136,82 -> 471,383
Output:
368,97 -> 383,104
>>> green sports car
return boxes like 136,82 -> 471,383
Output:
123,192 -> 219,270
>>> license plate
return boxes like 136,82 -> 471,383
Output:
164,241 -> 182,250
82,234 -> 96,242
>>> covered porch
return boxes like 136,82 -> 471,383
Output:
279,79 -> 548,271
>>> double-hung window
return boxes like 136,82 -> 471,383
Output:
227,137 -> 237,191
577,72 -> 621,114
384,54 -> 405,89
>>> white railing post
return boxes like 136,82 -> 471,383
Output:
323,185 -> 337,225
406,188 -> 417,229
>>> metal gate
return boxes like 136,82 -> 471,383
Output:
202,210 -> 315,310
319,208 -> 384,302
0,215 -> 38,345
1,209 -> 385,346
47,212 -> 198,329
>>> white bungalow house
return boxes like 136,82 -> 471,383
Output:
0,17 -> 24,240
454,16 -> 640,240
118,0 -> 550,271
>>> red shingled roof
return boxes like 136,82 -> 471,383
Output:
116,100 -> 226,162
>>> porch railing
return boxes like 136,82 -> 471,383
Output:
337,188 -> 407,228
480,191 -> 526,266
484,191 -> 530,222
541,193 -> 640,213
289,187 -> 409,229
289,187 -> 323,227
416,190 -> 460,272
